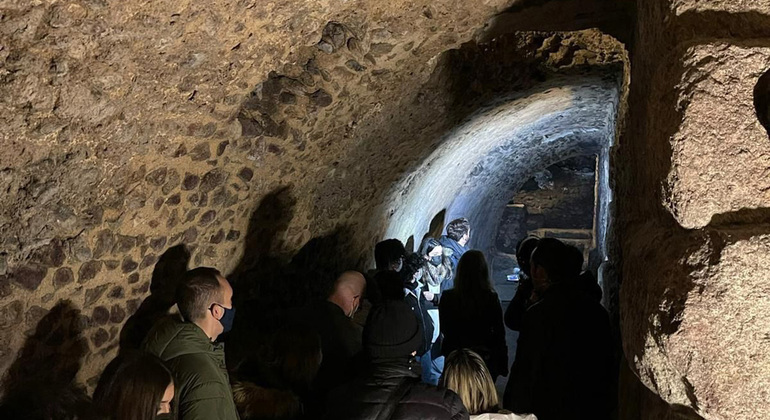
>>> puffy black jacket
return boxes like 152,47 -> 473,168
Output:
324,359 -> 469,420
404,287 -> 435,356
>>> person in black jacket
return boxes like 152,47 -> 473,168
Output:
506,238 -> 614,420
324,300 -> 469,420
375,266 -> 439,385
402,255 -> 444,385
439,250 -> 508,381
296,271 -> 366,416
503,236 -> 540,333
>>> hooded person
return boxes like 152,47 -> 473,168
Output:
324,300 -> 469,420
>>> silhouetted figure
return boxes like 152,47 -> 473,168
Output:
232,325 -> 322,420
93,351 -> 175,420
142,267 -> 239,420
506,238 -> 614,419
565,245 -> 602,303
120,244 -> 191,350
401,256 -> 443,384
440,250 -> 508,380
296,271 -> 366,416
504,236 -> 540,332
0,300 -> 92,420
441,349 -> 535,420
438,217 -> 471,291
369,239 -> 408,304
324,300 -> 469,420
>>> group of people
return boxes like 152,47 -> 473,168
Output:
2,217 -> 615,420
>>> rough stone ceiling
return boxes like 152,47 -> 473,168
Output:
383,72 -> 621,252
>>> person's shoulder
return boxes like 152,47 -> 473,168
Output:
170,351 -> 225,385
405,382 -> 466,409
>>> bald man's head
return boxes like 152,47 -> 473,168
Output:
328,271 -> 366,318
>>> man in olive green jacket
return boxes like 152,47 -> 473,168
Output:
143,267 -> 239,420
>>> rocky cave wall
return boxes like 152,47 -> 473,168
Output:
0,0 -> 628,394
496,156 -> 598,255
4,1 -> 768,419
617,1 -> 770,419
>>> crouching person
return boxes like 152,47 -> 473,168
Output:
324,300 -> 469,420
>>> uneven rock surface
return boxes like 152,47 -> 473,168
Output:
618,1 -> 770,419
1,0 -> 517,389
2,1 -> 770,419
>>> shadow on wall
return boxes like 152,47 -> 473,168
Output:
0,300 -> 92,419
424,209 -> 447,243
119,244 -> 191,351
224,186 -> 357,369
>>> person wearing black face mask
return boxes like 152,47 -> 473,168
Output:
419,238 -> 453,302
143,267 -> 239,420
399,255 -> 442,385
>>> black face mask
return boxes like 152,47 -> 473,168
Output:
429,256 -> 442,266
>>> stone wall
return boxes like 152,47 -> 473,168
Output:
4,0 -> 768,418
617,1 -> 770,419
0,0 -> 628,396
495,156 -> 597,255
1,0 -> 521,392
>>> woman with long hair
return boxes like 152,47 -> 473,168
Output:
441,349 -> 535,420
93,351 -> 175,420
439,250 -> 508,380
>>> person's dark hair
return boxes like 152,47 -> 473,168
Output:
446,218 -> 471,242
93,351 -> 173,420
454,250 -> 493,296
566,245 -> 584,280
375,270 -> 404,301
516,236 -> 540,276
530,238 -> 570,283
400,253 -> 424,285
177,267 -> 223,322
374,239 -> 406,271
418,237 -> 441,257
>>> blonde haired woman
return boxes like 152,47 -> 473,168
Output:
440,349 -> 536,420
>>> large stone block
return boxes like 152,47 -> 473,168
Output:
622,222 -> 770,420
667,44 -> 770,228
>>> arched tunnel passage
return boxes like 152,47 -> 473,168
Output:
380,72 -> 620,299
374,70 -> 622,393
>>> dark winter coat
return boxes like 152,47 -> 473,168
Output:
324,359 -> 469,420
294,300 -> 363,415
142,317 -> 239,420
504,282 -> 614,420
504,274 -> 534,332
439,289 -> 508,379
404,287 -> 435,356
